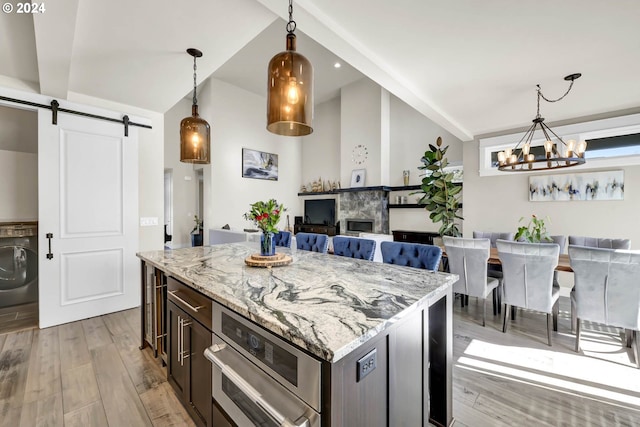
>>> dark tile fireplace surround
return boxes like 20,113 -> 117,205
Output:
337,189 -> 389,235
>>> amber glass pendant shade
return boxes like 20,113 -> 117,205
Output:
267,33 -> 314,136
180,104 -> 210,164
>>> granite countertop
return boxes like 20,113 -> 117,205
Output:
138,242 -> 456,362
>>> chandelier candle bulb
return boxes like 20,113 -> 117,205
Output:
566,139 -> 576,157
577,140 -> 587,157
497,151 -> 506,165
522,143 -> 530,156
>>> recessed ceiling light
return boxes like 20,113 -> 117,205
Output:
334,62 -> 341,68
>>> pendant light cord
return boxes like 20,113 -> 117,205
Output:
286,0 -> 296,34
192,55 -> 198,107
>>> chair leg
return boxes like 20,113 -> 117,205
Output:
482,298 -> 486,327
571,298 -> 577,334
626,329 -> 633,348
497,286 -> 502,314
460,293 -> 465,308
634,331 -> 640,369
465,295 -> 469,305
546,313 -> 552,346
575,319 -> 581,352
492,289 -> 497,316
502,304 -> 510,333
511,305 -> 517,321
552,300 -> 559,332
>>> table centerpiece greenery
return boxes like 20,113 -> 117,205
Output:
514,214 -> 553,243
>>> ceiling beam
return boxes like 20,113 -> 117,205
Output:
32,0 -> 80,99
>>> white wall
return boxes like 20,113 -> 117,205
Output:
179,78 -> 303,240
301,97 -> 341,188
388,94 -> 464,233
164,96 -> 201,248
0,150 -> 38,221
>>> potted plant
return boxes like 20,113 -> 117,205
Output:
243,199 -> 286,256
514,214 -> 552,243
414,137 -> 463,237
191,215 -> 203,247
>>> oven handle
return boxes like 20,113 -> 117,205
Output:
204,345 -> 310,427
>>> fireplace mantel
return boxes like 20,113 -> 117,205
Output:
297,185 -> 421,196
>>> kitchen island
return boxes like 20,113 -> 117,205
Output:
138,242 -> 456,427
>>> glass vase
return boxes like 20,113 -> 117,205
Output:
260,232 -> 276,256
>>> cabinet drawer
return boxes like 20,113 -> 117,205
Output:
167,277 -> 212,331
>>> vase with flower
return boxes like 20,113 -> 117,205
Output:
243,199 -> 286,256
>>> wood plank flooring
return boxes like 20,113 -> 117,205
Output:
0,309 -> 194,427
0,298 -> 638,426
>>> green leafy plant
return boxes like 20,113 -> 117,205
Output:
243,199 -> 286,234
191,215 -> 203,234
414,137 -> 463,237
514,214 -> 552,243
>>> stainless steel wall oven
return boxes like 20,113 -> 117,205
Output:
205,303 -> 321,427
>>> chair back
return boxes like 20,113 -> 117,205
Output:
295,232 -> 329,253
568,235 -> 631,250
443,237 -> 491,297
473,231 -> 515,248
569,246 -> 640,330
274,231 -> 291,248
550,235 -> 566,254
496,240 -> 559,313
380,242 -> 442,271
333,236 -> 376,261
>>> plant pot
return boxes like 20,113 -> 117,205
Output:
191,232 -> 203,247
260,232 -> 276,256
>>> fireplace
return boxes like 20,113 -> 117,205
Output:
345,218 -> 374,235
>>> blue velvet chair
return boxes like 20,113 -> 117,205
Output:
380,242 -> 442,271
333,236 -> 376,261
274,231 -> 291,248
295,232 -> 329,254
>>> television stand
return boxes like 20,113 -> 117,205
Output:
294,224 -> 338,236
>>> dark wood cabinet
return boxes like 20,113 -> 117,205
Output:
294,223 -> 337,236
167,278 -> 213,427
392,230 -> 440,245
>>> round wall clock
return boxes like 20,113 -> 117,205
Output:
351,144 -> 368,164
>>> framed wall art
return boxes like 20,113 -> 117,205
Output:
529,170 -> 624,201
350,169 -> 366,187
242,148 -> 278,181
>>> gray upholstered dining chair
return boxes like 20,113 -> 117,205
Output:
443,236 -> 501,326
332,236 -> 376,261
567,235 -> 630,332
568,235 -> 631,249
473,231 -> 515,248
569,245 -> 640,367
380,242 -> 442,272
295,232 -> 329,253
496,240 -> 560,346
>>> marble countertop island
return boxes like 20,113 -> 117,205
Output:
137,242 -> 457,362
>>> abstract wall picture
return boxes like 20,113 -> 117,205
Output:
529,170 -> 624,201
242,148 -> 278,180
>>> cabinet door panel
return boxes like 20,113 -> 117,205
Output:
188,320 -> 213,427
167,301 -> 188,398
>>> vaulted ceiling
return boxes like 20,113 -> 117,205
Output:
1,0 -> 638,141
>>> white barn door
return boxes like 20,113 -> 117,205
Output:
38,110 -> 139,328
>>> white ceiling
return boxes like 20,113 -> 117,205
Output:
0,0 -> 638,142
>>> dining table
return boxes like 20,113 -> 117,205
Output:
439,246 -> 573,272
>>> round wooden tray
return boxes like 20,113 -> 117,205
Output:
244,252 -> 293,268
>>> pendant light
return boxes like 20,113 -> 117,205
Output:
180,48 -> 210,164
267,0 -> 314,136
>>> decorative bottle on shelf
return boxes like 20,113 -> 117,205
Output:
403,170 -> 410,186
260,232 -> 276,256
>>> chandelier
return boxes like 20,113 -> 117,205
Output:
497,73 -> 586,172
266,0 -> 314,136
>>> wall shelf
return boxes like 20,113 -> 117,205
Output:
297,185 -> 423,196
389,204 -> 423,209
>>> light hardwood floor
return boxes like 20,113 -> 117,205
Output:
0,298 -> 639,426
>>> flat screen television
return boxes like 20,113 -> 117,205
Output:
304,199 -> 336,225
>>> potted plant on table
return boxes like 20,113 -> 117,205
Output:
414,137 -> 463,237
243,199 -> 286,256
514,214 -> 552,243
191,215 -> 203,246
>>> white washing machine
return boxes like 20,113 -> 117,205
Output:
0,223 -> 38,308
